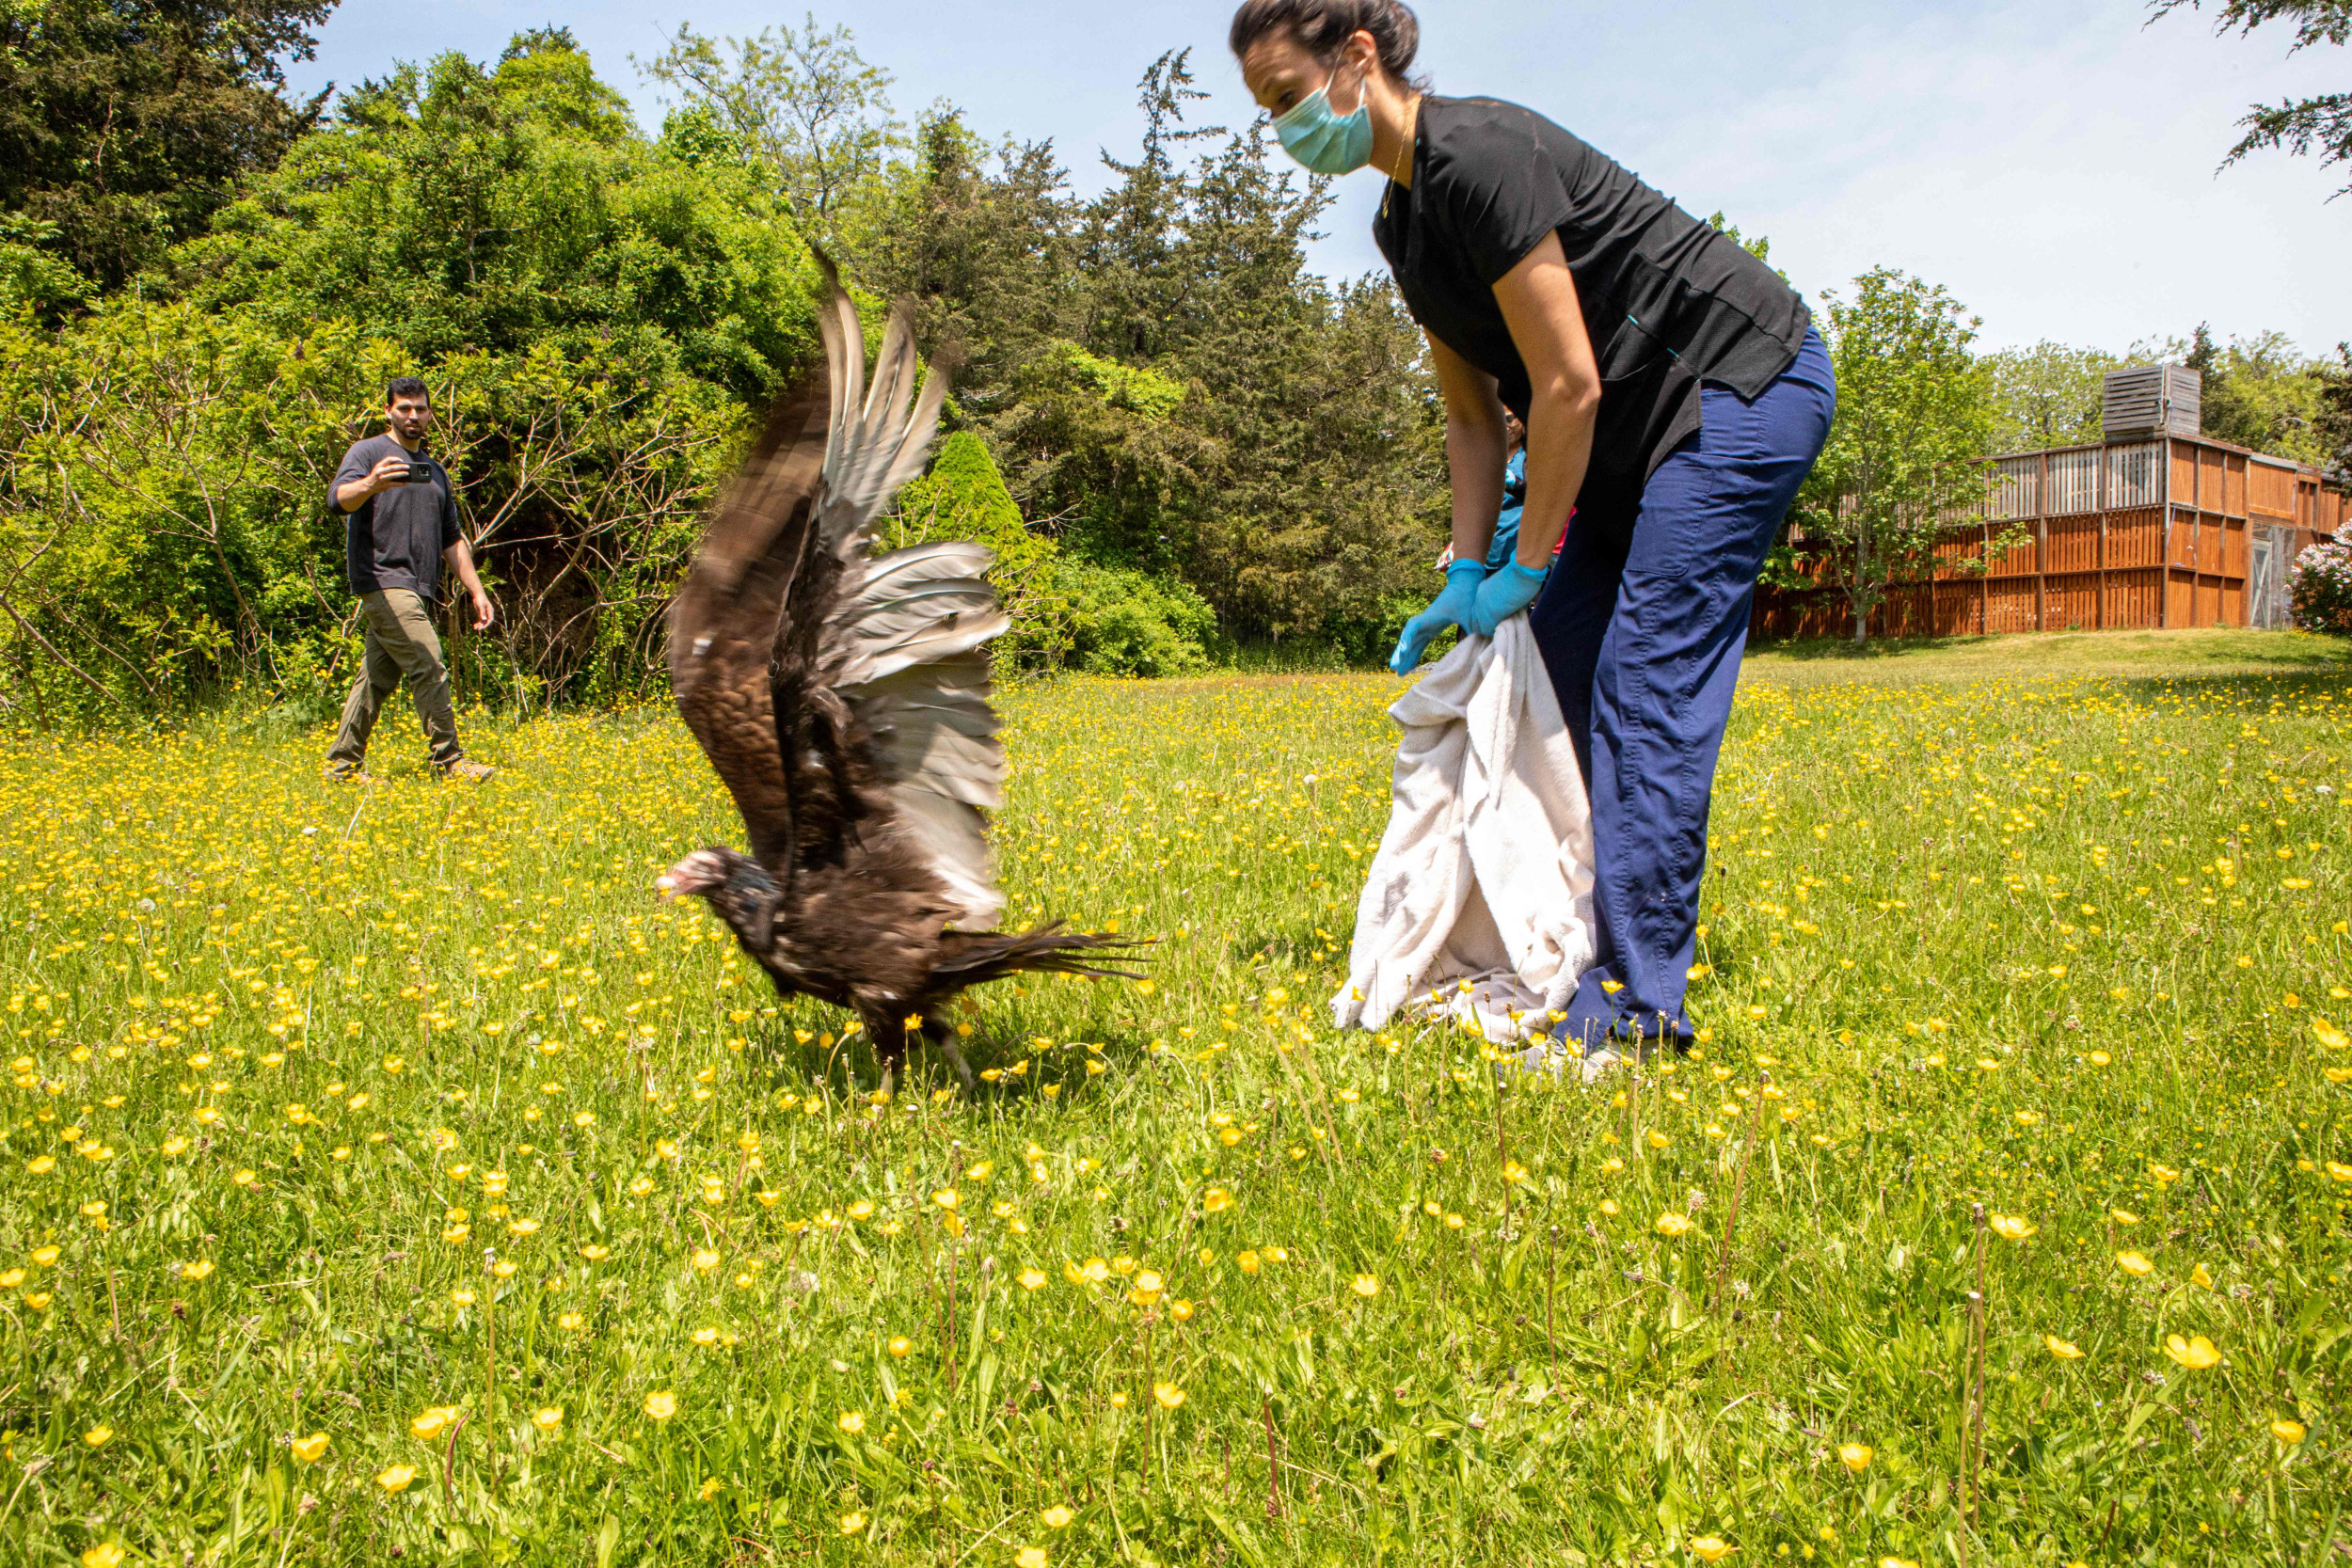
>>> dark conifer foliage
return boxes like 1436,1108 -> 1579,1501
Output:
0,0 -> 338,290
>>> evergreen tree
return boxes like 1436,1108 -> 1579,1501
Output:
0,0 -> 337,290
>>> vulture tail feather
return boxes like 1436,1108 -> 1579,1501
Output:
931,924 -> 1152,986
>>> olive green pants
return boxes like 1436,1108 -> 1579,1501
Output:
326,589 -> 463,771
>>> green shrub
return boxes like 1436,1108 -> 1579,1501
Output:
1044,560 -> 1217,678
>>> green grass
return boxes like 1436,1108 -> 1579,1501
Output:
1,649 -> 2348,1567
1745,626 -> 2352,684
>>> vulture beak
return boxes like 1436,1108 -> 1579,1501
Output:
657,849 -> 729,901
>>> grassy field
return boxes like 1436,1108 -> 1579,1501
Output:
1744,627 -> 2352,684
2,632 -> 2348,1567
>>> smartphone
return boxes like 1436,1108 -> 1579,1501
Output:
403,459 -> 433,485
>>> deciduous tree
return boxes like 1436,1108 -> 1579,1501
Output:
635,14 -> 902,241
1792,267 -> 1996,644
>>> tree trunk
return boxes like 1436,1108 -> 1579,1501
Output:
1851,602 -> 1868,646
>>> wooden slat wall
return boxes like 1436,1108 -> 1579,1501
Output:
1753,432 -> 2344,641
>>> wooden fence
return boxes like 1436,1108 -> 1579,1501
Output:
1753,434 -> 2346,641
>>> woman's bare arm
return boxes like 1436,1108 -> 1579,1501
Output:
1427,331 -> 1510,568
1491,231 -> 1601,569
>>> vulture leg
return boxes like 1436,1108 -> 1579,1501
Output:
857,1002 -> 914,1093
855,1002 -> 978,1097
924,1015 -> 978,1094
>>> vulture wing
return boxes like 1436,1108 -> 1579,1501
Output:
806,268 -> 1011,929
674,260 -> 1013,929
666,362 -> 833,874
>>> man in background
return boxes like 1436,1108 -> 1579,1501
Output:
323,376 -> 498,783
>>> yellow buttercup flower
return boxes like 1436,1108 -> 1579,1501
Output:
1152,1382 -> 1185,1409
2163,1334 -> 2220,1370
2045,1336 -> 2084,1360
1656,1213 -> 1692,1238
2116,1251 -> 2153,1276
83,1544 -> 126,1568
1837,1443 -> 1872,1472
1690,1540 -> 1734,1564
644,1389 -> 677,1421
837,1512 -> 866,1535
409,1407 -> 447,1441
2270,1418 -> 2307,1445
532,1406 -> 564,1433
1202,1187 -> 1232,1213
1351,1273 -> 1380,1297
1041,1504 -> 1075,1528
290,1431 -> 329,1464
1016,1548 -> 1048,1568
838,1411 -> 866,1434
1988,1213 -> 2035,1242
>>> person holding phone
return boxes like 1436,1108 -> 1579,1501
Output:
323,376 -> 498,783
1234,0 -> 1834,1060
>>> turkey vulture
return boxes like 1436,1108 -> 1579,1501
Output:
660,263 -> 1138,1091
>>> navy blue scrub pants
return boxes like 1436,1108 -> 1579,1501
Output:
1531,328 -> 1836,1050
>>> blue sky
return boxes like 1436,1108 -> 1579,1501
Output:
284,0 -> 2348,356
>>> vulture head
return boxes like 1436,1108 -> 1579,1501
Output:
658,848 -> 779,948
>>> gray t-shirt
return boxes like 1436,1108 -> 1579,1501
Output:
331,434 -> 460,599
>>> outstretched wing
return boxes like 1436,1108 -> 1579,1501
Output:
805,262 -> 1012,929
667,365 -> 832,873
674,254 -> 1013,930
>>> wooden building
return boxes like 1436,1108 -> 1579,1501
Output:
1752,366 -> 2347,641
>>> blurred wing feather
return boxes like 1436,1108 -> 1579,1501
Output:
668,377 -> 832,872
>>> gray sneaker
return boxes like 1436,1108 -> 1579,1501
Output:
439,759 -> 497,783
324,764 -> 377,784
1501,1036 -> 1628,1085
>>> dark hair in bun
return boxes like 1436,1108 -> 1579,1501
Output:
1229,0 -> 1428,91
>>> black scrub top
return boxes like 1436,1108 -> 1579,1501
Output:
1374,96 -> 1811,514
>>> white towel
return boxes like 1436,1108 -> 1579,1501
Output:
1330,617 -> 1598,1045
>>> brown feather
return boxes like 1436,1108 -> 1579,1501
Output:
666,261 -> 1148,1089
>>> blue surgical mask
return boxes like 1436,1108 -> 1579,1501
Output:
1273,71 -> 1375,176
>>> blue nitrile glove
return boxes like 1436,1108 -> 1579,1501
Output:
1463,558 -> 1549,638
1390,559 -> 1488,673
